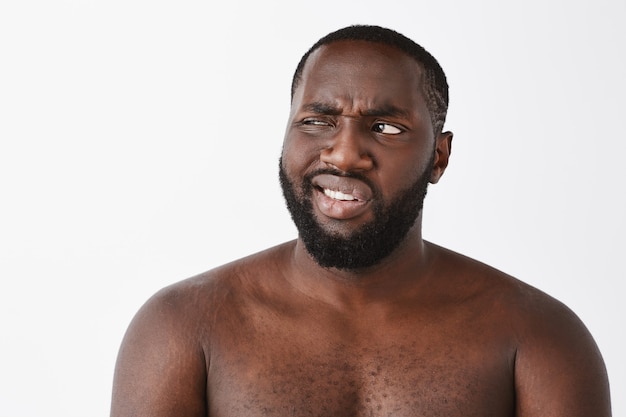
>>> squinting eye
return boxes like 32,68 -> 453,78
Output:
303,119 -> 330,126
372,123 -> 402,135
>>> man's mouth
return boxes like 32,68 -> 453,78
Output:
309,174 -> 374,220
311,173 -> 373,202
323,188 -> 360,202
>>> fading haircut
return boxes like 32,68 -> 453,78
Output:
291,25 -> 449,135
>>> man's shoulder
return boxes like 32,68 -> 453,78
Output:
430,244 -> 612,415
143,241 -> 295,315
111,241 -> 296,417
428,241 -> 582,328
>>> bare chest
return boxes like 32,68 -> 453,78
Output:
207,331 -> 515,417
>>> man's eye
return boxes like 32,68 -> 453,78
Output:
302,119 -> 330,126
372,123 -> 402,135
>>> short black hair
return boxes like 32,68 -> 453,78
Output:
291,25 -> 449,135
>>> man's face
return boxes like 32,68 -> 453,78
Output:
280,40 -> 446,270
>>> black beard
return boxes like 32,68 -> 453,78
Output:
279,156 -> 433,271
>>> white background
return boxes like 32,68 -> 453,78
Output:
1,1 -> 624,416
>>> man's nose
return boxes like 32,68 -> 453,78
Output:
319,122 -> 374,172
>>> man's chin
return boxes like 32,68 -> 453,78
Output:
311,215 -> 373,240
297,220 -> 385,270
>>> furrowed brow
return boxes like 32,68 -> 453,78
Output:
302,102 -> 342,115
361,105 -> 410,119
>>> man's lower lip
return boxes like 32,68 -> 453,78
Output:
313,189 -> 370,220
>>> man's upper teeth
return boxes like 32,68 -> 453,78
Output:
324,189 -> 356,201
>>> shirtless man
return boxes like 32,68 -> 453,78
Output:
110,25 -> 611,416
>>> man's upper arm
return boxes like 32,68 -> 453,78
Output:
514,298 -> 611,417
110,287 -> 208,417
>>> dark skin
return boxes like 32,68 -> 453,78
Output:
111,41 -> 611,416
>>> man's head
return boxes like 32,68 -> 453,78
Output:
281,25 -> 453,271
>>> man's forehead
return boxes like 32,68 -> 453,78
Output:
305,40 -> 421,72
293,40 -> 426,112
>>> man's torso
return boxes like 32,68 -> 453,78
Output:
191,242 -> 523,417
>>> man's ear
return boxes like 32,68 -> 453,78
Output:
430,131 -> 453,184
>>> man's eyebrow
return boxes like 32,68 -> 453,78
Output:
360,105 -> 410,118
302,101 -> 409,118
301,102 -> 410,118
301,102 -> 343,115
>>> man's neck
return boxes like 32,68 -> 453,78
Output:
284,225 -> 433,313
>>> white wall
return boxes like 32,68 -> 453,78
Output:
1,1 -> 624,415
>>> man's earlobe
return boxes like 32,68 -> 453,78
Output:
430,131 -> 453,184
